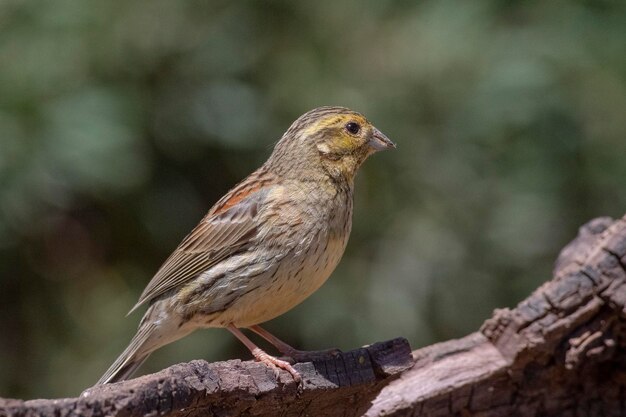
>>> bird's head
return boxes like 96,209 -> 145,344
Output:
269,106 -> 395,182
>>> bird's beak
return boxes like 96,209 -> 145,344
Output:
368,127 -> 396,152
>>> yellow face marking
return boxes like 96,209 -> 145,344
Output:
304,114 -> 367,134
305,114 -> 370,152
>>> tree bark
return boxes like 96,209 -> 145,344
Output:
367,215 -> 626,416
1,339 -> 413,417
2,215 -> 626,417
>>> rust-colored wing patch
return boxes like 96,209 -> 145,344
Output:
209,170 -> 275,217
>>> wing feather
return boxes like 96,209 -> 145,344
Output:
128,182 -> 272,314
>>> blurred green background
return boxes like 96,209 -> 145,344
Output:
1,0 -> 626,399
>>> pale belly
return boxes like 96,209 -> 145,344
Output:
206,231 -> 348,327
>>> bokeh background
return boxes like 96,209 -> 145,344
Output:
2,0 -> 626,399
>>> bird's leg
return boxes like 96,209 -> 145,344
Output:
227,324 -> 301,382
248,324 -> 341,362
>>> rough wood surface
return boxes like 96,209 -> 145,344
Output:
366,215 -> 626,416
3,215 -> 626,417
0,338 -> 413,417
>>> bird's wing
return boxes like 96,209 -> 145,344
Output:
128,181 -> 274,314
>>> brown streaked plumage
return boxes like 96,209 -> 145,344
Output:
97,106 -> 395,385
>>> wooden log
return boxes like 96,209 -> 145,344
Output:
0,338 -> 413,417
366,216 -> 626,416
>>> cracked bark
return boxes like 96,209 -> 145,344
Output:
367,215 -> 626,416
1,339 -> 413,417
2,215 -> 626,417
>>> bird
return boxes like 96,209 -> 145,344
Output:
96,106 -> 395,385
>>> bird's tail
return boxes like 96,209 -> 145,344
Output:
96,322 -> 158,385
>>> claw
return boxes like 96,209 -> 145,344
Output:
252,347 -> 301,383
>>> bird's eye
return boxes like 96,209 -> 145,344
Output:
345,122 -> 360,135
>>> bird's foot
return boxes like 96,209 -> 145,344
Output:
252,347 -> 301,383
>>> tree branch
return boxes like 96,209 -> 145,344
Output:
1,338 -> 413,417
3,215 -> 626,417
367,215 -> 626,416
